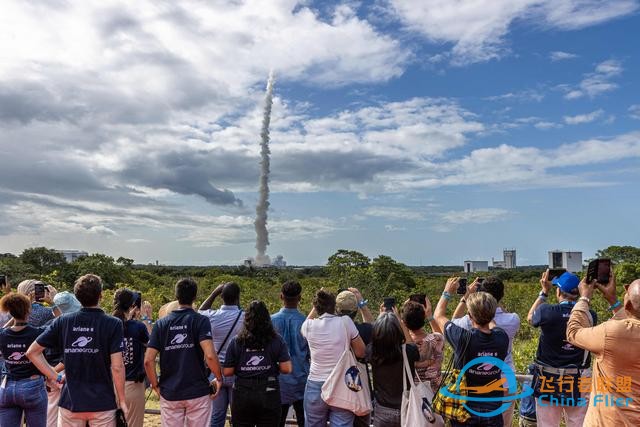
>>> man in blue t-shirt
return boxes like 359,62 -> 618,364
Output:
27,274 -> 127,426
145,277 -> 223,426
271,280 -> 309,427
527,270 -> 597,427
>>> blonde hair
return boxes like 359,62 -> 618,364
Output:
467,292 -> 497,326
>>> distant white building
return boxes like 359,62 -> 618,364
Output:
464,260 -> 489,273
548,250 -> 583,273
55,250 -> 88,263
243,258 -> 254,268
492,249 -> 516,269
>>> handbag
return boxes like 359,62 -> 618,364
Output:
320,316 -> 372,416
401,344 -> 444,427
432,328 -> 471,423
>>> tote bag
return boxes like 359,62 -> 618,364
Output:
401,344 -> 444,427
320,316 -> 372,416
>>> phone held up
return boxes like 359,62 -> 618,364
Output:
457,278 -> 468,295
587,258 -> 612,284
383,297 -> 396,311
34,282 -> 46,302
548,268 -> 567,281
134,291 -> 142,309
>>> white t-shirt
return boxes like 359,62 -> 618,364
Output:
301,314 -> 359,382
451,307 -> 520,371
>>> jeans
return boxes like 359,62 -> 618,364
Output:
304,379 -> 354,427
210,375 -> 234,427
0,376 -> 47,427
372,403 -> 400,427
231,377 -> 281,426
279,399 -> 304,427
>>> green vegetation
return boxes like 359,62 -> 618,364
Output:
1,245 -> 637,373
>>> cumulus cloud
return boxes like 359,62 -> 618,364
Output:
629,105 -> 640,120
564,109 -> 604,125
388,0 -> 637,64
364,207 -> 425,220
564,59 -> 624,99
440,208 -> 511,224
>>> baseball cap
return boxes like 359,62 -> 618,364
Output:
336,290 -> 358,314
53,291 -> 82,314
552,272 -> 580,293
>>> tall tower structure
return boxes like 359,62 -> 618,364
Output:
503,249 -> 516,269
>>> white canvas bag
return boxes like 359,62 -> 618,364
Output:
320,316 -> 372,416
401,344 -> 444,427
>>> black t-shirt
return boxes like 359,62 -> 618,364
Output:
123,320 -> 149,381
224,334 -> 291,379
148,308 -> 212,401
356,322 -> 373,346
532,302 -> 596,368
445,322 -> 509,412
0,326 -> 43,380
36,308 -> 124,412
367,343 -> 419,409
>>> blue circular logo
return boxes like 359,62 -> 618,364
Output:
439,356 -> 534,417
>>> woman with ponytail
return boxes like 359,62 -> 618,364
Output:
113,289 -> 149,427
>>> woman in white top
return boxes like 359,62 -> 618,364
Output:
301,290 -> 366,427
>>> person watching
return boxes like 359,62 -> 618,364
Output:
302,290 -> 366,427
401,300 -> 444,393
451,277 -> 520,426
112,289 -> 149,427
271,280 -> 309,427
145,277 -> 222,426
434,278 -> 509,426
26,274 -> 128,426
526,270 -> 596,427
566,272 -> 640,425
0,292 -> 48,427
224,300 -> 292,426
335,288 -> 373,427
16,280 -> 55,327
199,282 -> 245,427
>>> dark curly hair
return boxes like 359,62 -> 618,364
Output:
401,301 -> 425,331
113,288 -> 135,324
481,277 -> 504,303
236,300 -> 276,349
312,290 -> 335,316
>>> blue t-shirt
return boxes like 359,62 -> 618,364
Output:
36,308 -> 124,412
445,322 -> 509,412
148,308 -> 213,401
224,334 -> 291,379
123,320 -> 149,382
532,302 -> 597,368
271,308 -> 309,392
0,326 -> 43,380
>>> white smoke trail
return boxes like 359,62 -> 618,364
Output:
254,71 -> 274,266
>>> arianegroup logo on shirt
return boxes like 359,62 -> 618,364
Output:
170,333 -> 188,345
72,336 -> 93,347
246,355 -> 265,366
7,351 -> 24,361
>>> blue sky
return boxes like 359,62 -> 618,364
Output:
0,0 -> 638,266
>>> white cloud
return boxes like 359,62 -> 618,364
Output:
629,105 -> 640,120
564,59 -> 624,99
550,51 -> 579,61
384,224 -> 407,232
433,208 -> 511,231
389,0 -> 637,65
364,207 -> 425,220
535,121 -> 563,130
564,109 -> 604,124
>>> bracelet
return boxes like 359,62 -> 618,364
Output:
441,292 -> 451,300
609,300 -> 621,310
56,373 -> 63,384
357,299 -> 368,309
426,315 -> 435,322
579,296 -> 591,304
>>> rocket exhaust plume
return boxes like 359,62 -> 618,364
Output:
254,72 -> 274,266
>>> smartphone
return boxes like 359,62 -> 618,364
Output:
209,381 -> 217,395
34,282 -> 46,301
548,268 -> 566,281
409,294 -> 426,306
0,275 -> 6,287
134,292 -> 142,309
383,297 -> 396,311
587,259 -> 611,284
457,278 -> 468,295
476,278 -> 485,284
